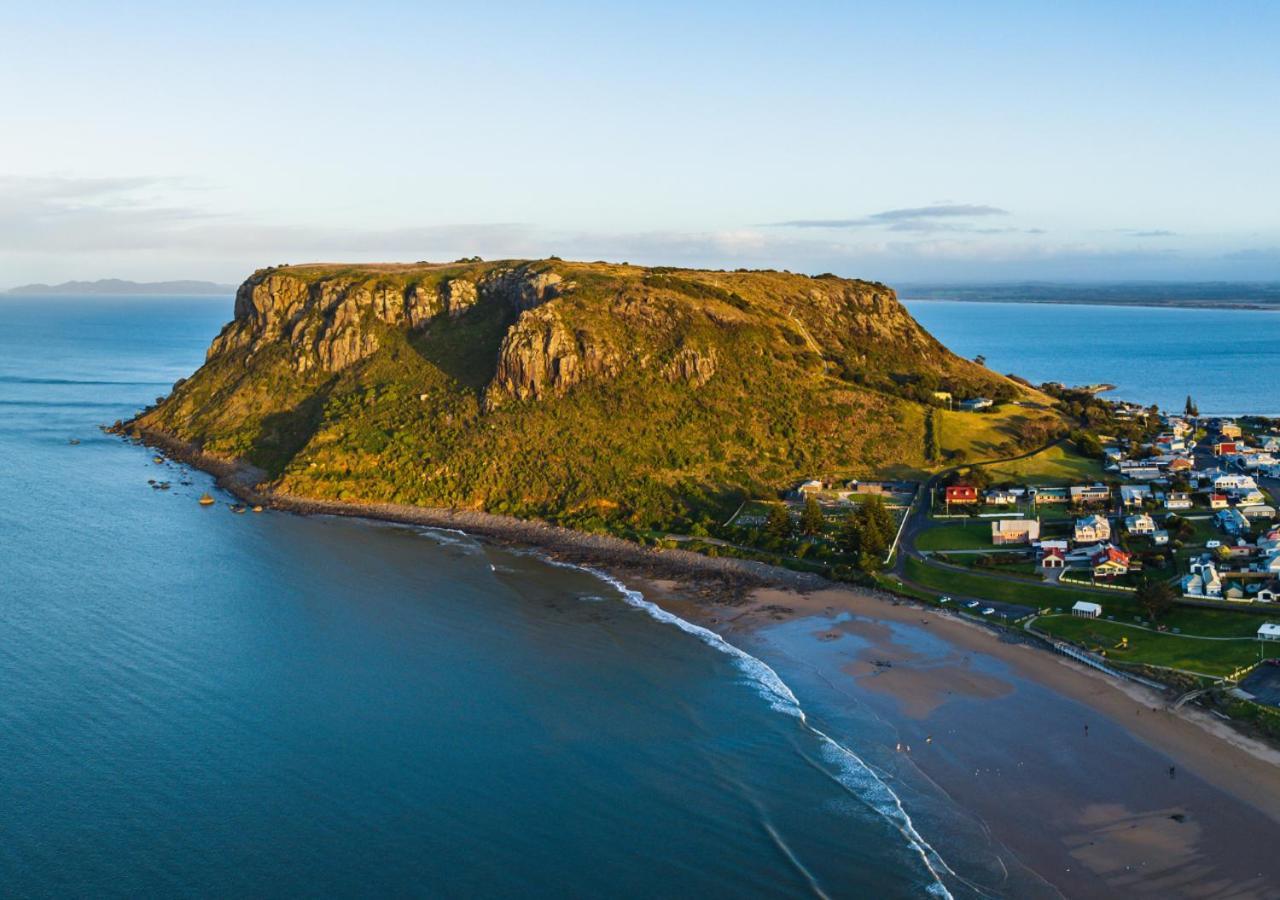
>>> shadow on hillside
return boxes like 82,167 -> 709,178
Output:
408,298 -> 518,397
250,384 -> 335,475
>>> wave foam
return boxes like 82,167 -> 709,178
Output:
556,561 -> 958,899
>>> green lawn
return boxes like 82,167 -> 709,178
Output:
981,443 -> 1106,485
916,522 -> 999,550
1035,615 -> 1264,677
904,557 -> 1270,638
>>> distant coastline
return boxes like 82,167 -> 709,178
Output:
5,278 -> 235,296
898,281 -> 1280,312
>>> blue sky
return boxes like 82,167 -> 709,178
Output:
2,0 -> 1278,285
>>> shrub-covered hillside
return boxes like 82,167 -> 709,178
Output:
133,259 -> 1062,533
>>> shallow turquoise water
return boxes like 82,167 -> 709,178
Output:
0,297 -> 980,897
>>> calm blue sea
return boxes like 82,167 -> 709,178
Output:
0,296 -> 984,897
905,300 -> 1280,416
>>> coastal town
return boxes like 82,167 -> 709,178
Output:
690,397 -> 1280,737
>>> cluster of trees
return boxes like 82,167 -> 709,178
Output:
838,496 -> 896,573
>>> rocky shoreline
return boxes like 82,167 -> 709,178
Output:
123,423 -> 838,606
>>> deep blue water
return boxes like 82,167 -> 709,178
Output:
905,300 -> 1280,416
0,297 -> 983,897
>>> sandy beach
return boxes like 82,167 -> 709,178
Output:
643,579 -> 1280,898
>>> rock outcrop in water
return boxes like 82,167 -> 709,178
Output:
134,258 -> 1056,529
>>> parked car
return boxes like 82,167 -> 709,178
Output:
1206,540 -> 1222,548
939,595 -> 952,604
981,607 -> 995,616
965,600 -> 980,609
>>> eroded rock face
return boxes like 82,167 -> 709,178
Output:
665,345 -> 718,387
486,306 -> 619,407
207,265 -> 569,374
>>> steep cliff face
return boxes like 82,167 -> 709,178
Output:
136,258 -> 1055,528
206,263 -> 568,374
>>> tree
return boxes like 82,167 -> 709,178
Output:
924,408 -> 939,461
847,496 -> 895,572
765,503 -> 793,541
1135,577 -> 1175,623
974,354 -> 987,366
1184,395 -> 1198,417
799,496 -> 825,536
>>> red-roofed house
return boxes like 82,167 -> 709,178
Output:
1091,545 -> 1132,578
945,485 -> 978,505
1214,441 -> 1240,456
1040,546 -> 1066,569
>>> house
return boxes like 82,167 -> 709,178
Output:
1153,529 -> 1169,545
1121,466 -> 1162,481
1167,457 -> 1194,473
1214,441 -> 1240,456
1258,582 -> 1280,603
1069,483 -> 1111,505
1091,544 -> 1132,577
1224,584 -> 1248,602
1183,565 -> 1222,598
1215,473 -> 1257,492
958,397 -> 993,412
796,479 -> 825,497
1072,601 -> 1102,618
1120,485 -> 1152,507
1164,492 -> 1193,510
1074,514 -> 1112,543
984,488 -> 1018,506
1217,508 -> 1250,535
1236,490 -> 1267,506
1243,505 -> 1277,521
992,519 -> 1040,545
1259,623 -> 1280,640
1220,422 -> 1243,439
1209,493 -> 1230,510
1041,546 -> 1066,568
945,484 -> 978,505
1031,487 -> 1068,504
1125,513 -> 1156,535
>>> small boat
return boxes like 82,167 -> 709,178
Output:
152,456 -> 165,464
252,505 -> 264,513
231,504 -> 247,514
198,493 -> 215,506
68,438 -> 80,445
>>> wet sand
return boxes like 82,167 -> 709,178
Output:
644,580 -> 1280,898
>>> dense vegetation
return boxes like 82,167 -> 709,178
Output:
136,259 -> 1061,536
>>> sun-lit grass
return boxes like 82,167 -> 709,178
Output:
981,442 -> 1106,485
1035,615 -> 1263,677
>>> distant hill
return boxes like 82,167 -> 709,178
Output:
131,259 -> 1063,535
898,281 -> 1280,311
6,278 -> 235,296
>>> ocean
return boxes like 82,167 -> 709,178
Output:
904,299 -> 1280,416
0,296 -> 975,897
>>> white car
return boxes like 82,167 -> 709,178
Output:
981,607 -> 995,616
1206,540 -> 1221,548
965,600 -> 980,609
939,595 -> 952,604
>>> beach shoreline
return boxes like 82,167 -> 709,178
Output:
127,425 -> 1280,896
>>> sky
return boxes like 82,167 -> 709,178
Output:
2,0 -> 1278,286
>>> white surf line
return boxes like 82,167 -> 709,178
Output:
554,561 -> 959,900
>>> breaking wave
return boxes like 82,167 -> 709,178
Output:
551,560 -> 958,899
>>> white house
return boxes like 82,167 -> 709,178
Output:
1072,601 -> 1102,618
1258,623 -> 1280,641
1125,513 -> 1156,535
1074,514 -> 1112,543
1164,492 -> 1193,511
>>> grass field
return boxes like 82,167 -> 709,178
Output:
1035,615 -> 1264,677
916,522 -> 999,550
934,404 -> 1063,464
903,557 -> 1270,638
980,442 -> 1106,485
